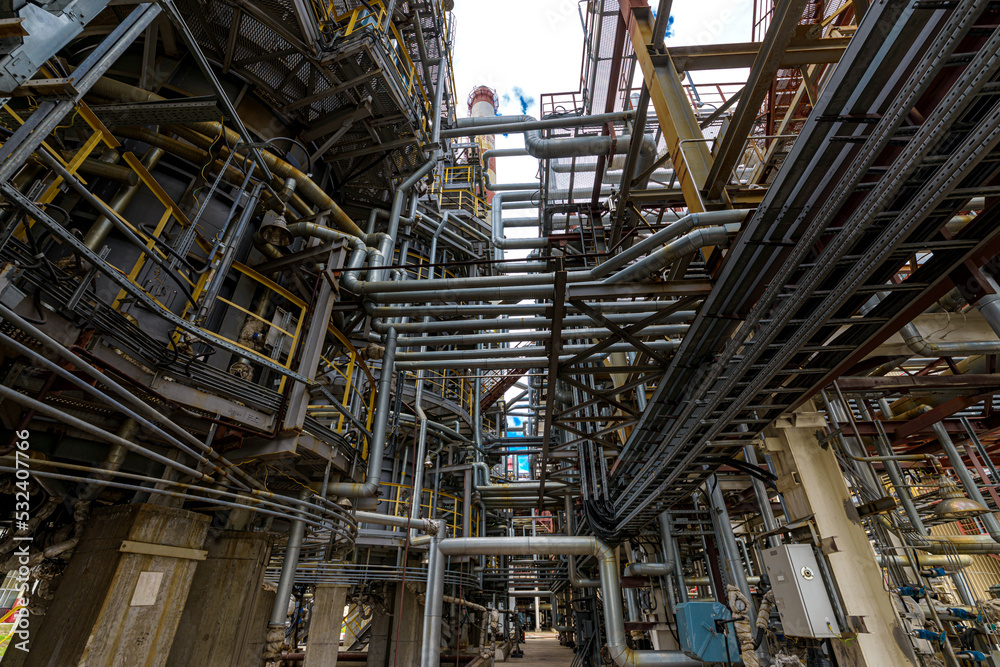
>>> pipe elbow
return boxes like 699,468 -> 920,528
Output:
593,537 -> 614,562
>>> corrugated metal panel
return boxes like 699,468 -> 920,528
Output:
929,522 -> 1000,601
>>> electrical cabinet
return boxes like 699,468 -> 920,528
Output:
762,544 -> 841,638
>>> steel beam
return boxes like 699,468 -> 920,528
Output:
703,0 -> 810,199
621,0 -> 724,213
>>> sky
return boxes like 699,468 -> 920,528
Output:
450,0 -> 754,203
449,0 -> 755,412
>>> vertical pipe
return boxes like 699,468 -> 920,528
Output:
269,489 -> 310,626
463,468 -> 473,537
743,445 -> 779,546
658,511 -> 687,603
420,527 -> 446,667
707,477 -> 753,603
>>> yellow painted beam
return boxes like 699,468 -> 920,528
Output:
621,0 -> 730,213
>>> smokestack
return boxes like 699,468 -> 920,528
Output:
468,85 -> 499,204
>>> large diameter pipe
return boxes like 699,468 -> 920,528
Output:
88,76 -> 368,239
420,528 -> 447,667
592,210 -> 750,280
432,537 -> 701,666
446,111 -> 635,136
269,490 -> 309,626
605,226 -> 735,283
324,328 -> 397,497
876,554 -> 972,569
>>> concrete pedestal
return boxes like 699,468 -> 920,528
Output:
304,585 -> 350,667
165,529 -> 271,667
764,406 -> 919,667
13,503 -> 209,667
365,583 -> 424,666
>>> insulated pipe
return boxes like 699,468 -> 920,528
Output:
604,226 -> 736,283
324,328 -> 397,497
387,311 -> 690,333
744,445 -> 780,540
408,214 -> 451,539
83,148 -> 163,251
394,326 -> 686,347
420,524 -> 447,667
876,554 -> 973,569
269,489 -> 309,627
524,131 -> 655,166
659,512 -> 688,604
371,303 -> 696,317
87,76 -> 370,239
591,210 -> 751,280
446,111 -> 635,136
397,340 -> 679,361
900,321 -> 1000,355
706,477 -> 754,605
387,159 -> 437,249
481,147 -> 528,162
624,562 -> 672,577
355,510 -> 439,535
430,537 -> 702,667
909,535 -> 1000,554
491,193 -> 546,259
477,482 -> 567,495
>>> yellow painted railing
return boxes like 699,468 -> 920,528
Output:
313,0 -> 431,141
377,482 -> 480,537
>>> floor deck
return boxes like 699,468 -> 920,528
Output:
514,632 -> 576,666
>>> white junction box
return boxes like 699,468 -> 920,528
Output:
761,544 -> 841,638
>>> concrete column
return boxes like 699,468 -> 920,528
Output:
386,582 -> 424,665
165,530 -> 271,667
365,586 -> 395,667
16,503 -> 210,667
304,585 -> 350,667
763,405 -> 919,667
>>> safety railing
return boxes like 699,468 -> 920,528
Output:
310,347 -> 378,444
430,180 -> 489,219
314,0 -> 431,140
376,482 -> 480,538
202,261 -> 307,392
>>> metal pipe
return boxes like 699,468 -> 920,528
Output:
88,77 -> 370,239
604,226 -> 737,283
82,146 -> 163,249
269,489 -> 310,626
397,340 -> 679,362
430,536 -> 701,666
324,328 -> 397,497
446,110 -> 635,136
421,526 -> 447,667
933,421 -> 1000,542
394,326 -> 686,348
592,210 -> 750,279
658,512 -> 688,604
355,510 -> 439,535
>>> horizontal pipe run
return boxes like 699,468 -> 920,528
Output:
395,326 -> 686,348
430,537 -> 701,666
385,311 -> 692,334
369,303 -> 696,318
397,340 -> 679,361
445,111 -> 635,137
